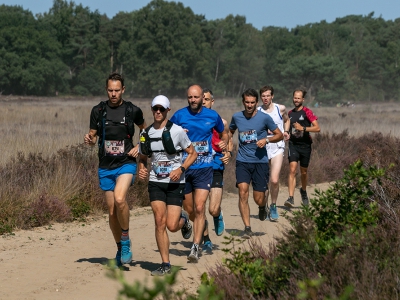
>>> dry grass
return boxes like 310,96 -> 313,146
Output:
1,96 -> 399,166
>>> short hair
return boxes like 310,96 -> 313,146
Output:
293,88 -> 307,98
106,72 -> 124,87
202,88 -> 214,99
259,85 -> 274,96
241,88 -> 258,102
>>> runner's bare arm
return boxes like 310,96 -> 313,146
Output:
220,119 -> 233,164
137,154 -> 148,180
84,129 -> 97,146
266,128 -> 284,144
169,144 -> 197,182
280,104 -> 291,140
128,122 -> 147,157
307,120 -> 320,133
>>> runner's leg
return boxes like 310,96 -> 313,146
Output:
238,182 -> 251,227
151,201 -> 169,263
269,152 -> 283,204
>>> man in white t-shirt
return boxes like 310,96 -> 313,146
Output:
257,86 -> 290,221
138,95 -> 197,276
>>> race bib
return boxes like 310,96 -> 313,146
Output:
104,140 -> 125,156
239,130 -> 257,144
153,161 -> 173,178
193,141 -> 209,156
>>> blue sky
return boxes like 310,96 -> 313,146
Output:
2,0 -> 400,29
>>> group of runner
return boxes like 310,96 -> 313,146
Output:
84,72 -> 320,276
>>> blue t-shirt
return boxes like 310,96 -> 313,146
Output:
229,110 -> 277,163
171,106 -> 224,169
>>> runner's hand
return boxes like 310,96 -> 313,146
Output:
84,134 -> 95,145
169,169 -> 181,182
217,140 -> 227,150
221,152 -> 231,165
256,138 -> 268,148
128,144 -> 140,157
138,168 -> 148,180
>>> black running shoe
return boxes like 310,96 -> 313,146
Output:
181,210 -> 192,239
284,196 -> 295,208
242,226 -> 254,239
258,206 -> 268,221
151,263 -> 171,276
300,188 -> 309,206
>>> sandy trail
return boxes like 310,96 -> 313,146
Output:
0,183 -> 330,300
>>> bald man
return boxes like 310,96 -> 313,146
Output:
170,85 -> 228,262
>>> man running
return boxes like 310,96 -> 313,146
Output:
137,95 -> 197,276
284,88 -> 320,208
201,88 -> 232,253
257,86 -> 290,221
84,72 -> 146,267
229,88 -> 283,238
170,85 -> 228,262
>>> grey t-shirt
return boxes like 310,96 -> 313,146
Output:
142,123 -> 191,183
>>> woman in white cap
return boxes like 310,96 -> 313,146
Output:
137,95 -> 197,276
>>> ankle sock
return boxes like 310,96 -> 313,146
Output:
121,228 -> 129,241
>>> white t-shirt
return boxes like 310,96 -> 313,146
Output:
142,123 -> 191,183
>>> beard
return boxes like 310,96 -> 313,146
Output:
189,101 -> 202,112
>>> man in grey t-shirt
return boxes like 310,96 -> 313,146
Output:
229,88 -> 283,238
138,95 -> 197,276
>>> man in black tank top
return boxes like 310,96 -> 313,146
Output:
84,72 -> 147,268
284,88 -> 320,208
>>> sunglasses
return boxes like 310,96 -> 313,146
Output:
152,106 -> 167,112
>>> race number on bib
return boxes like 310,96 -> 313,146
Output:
153,161 -> 173,178
239,130 -> 257,144
193,141 -> 209,156
105,140 -> 125,156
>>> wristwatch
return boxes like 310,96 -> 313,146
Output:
228,151 -> 233,156
180,166 -> 186,172
303,126 -> 306,132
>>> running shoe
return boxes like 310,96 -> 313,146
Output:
213,211 -> 225,236
181,210 -> 192,239
115,250 -> 122,268
300,188 -> 309,206
259,206 -> 268,221
202,240 -> 213,254
284,196 -> 295,208
120,239 -> 132,264
269,203 -> 279,221
188,245 -> 199,263
151,263 -> 171,276
242,226 -> 254,239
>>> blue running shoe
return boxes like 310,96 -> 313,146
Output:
213,211 -> 225,236
120,239 -> 132,264
202,241 -> 213,254
115,250 -> 122,268
269,204 -> 279,222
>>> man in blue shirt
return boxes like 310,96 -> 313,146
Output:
229,88 -> 283,238
170,85 -> 228,262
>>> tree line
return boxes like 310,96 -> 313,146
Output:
1,0 -> 399,103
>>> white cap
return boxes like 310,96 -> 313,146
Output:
151,95 -> 170,109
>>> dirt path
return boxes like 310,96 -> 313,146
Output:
0,183 -> 330,300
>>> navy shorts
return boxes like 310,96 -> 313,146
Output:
288,142 -> 312,168
211,169 -> 224,188
148,181 -> 185,206
184,167 -> 213,194
98,163 -> 137,191
235,161 -> 269,192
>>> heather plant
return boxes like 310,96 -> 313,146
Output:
0,143 -> 150,234
208,156 -> 399,299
